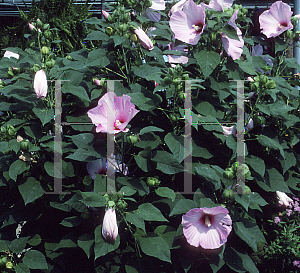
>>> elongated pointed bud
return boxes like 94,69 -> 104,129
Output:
134,27 -> 154,51
102,208 -> 118,241
34,70 -> 47,98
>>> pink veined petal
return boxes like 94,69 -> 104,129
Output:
201,206 -> 229,216
222,0 -> 234,9
182,0 -> 205,29
34,70 -> 47,98
208,0 -> 223,11
269,1 -> 293,26
145,9 -> 161,22
169,0 -> 187,16
212,214 -> 232,242
182,208 -> 204,226
221,34 -> 244,60
150,0 -> 165,10
228,10 -> 242,35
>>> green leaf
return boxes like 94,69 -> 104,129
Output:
78,233 -> 94,259
14,263 -> 30,273
18,177 -> 45,205
131,65 -> 162,82
22,250 -> 48,269
279,150 -> 296,174
195,164 -> 221,190
28,234 -> 42,246
152,150 -> 184,174
194,50 -> 220,78
222,24 -> 240,41
10,237 -> 30,253
139,126 -> 164,135
112,35 -> 127,46
155,187 -> 176,201
235,59 -> 257,75
54,234 -> 77,250
257,135 -> 284,158
169,199 -> 198,216
245,155 -> 265,177
9,160 -> 30,181
138,203 -> 168,222
126,211 -> 146,233
0,141 -> 9,152
139,235 -> 171,263
32,106 -> 54,126
85,30 -> 108,41
62,83 -> 90,104
60,216 -> 82,227
134,148 -> 152,172
198,116 -> 223,132
233,194 -> 250,211
85,48 -> 110,68
165,133 -> 187,163
80,192 -> 107,207
94,225 -> 120,259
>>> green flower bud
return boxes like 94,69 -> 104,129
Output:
211,32 -> 217,42
105,27 -> 114,36
147,177 -> 156,187
259,74 -> 268,84
163,76 -> 172,84
107,14 -> 115,23
244,185 -> 251,194
253,115 -> 266,125
66,55 -> 73,61
265,79 -> 276,89
117,199 -> 128,210
46,59 -> 55,68
127,135 -> 139,144
6,262 -> 13,269
169,113 -> 179,122
223,189 -> 233,198
177,91 -> 185,101
242,7 -> 248,14
182,74 -> 189,80
118,23 -> 128,32
20,139 -> 29,151
41,46 -> 49,55
36,19 -> 43,28
0,126 -> 6,134
145,0 -> 152,8
130,34 -> 138,42
43,30 -> 52,39
123,13 -> 130,22
1,257 -> 8,264
172,78 -> 181,85
224,168 -> 234,179
168,67 -> 175,76
7,125 -> 15,136
7,68 -> 14,78
175,64 -> 183,74
249,81 -> 258,91
108,200 -> 115,207
42,23 -> 50,30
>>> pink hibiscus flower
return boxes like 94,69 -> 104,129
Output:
167,42 -> 188,67
168,0 -> 186,17
182,206 -> 232,249
259,1 -> 293,38
34,70 -> 47,98
202,0 -> 234,11
221,10 -> 244,60
87,92 -> 139,134
87,155 -> 128,180
169,0 -> 206,45
144,0 -> 165,22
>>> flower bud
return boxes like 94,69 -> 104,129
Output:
66,55 -> 73,61
130,34 -> 138,42
42,23 -> 50,30
20,139 -> 29,151
41,46 -> 49,55
34,70 -> 47,98
134,27 -> 154,51
147,177 -> 156,187
46,59 -> 55,68
107,14 -> 115,23
127,135 -> 139,144
145,0 -> 152,8
259,74 -> 268,84
223,189 -> 233,198
118,23 -> 128,32
244,186 -> 251,194
36,19 -> 43,28
105,27 -> 114,36
242,8 -> 248,14
117,199 -> 128,210
170,113 -> 179,122
6,262 -> 13,269
102,208 -> 118,241
102,10 -> 109,19
265,79 -> 276,89
28,22 -> 35,31
223,168 -> 234,179
43,30 -> 52,39
7,125 -> 15,136
177,91 -> 185,101
163,76 -> 172,84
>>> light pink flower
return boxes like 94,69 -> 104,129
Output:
144,0 -> 165,22
134,27 -> 154,50
221,10 -> 244,60
169,0 -> 206,45
245,118 -> 254,132
276,191 -> 293,207
182,206 -> 232,249
87,92 -> 139,134
153,81 -> 159,87
102,10 -> 109,19
293,260 -> 300,268
87,156 -> 128,180
202,0 -> 234,11
168,42 -> 188,67
222,125 -> 236,137
286,209 -> 293,216
28,23 -> 35,31
102,208 -> 118,241
259,1 -> 293,38
94,79 -> 101,85
4,51 -> 19,59
168,0 -> 186,17
34,70 -> 47,98
274,216 -> 281,224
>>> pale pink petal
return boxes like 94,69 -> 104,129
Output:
150,0 -> 165,10
102,208 -> 118,240
34,70 -> 47,98
202,206 -> 230,215
102,10 -> 109,19
182,208 -> 203,226
168,43 -> 189,64
134,27 -> 154,50
212,213 -> 232,242
169,0 -> 187,16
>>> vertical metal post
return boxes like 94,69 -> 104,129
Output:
294,0 -> 300,75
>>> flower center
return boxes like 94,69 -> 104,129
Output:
192,23 -> 203,33
114,119 -> 122,129
279,22 -> 288,29
202,214 -> 212,227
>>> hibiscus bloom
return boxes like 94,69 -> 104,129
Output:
169,0 -> 206,45
182,206 -> 232,249
167,42 -> 188,67
202,0 -> 234,11
144,0 -> 165,22
102,208 -> 118,241
88,92 -> 139,134
134,27 -> 154,50
221,10 -> 244,60
259,1 -> 293,38
168,0 -> 186,17
34,70 -> 47,98
87,155 -> 128,180
276,191 -> 293,207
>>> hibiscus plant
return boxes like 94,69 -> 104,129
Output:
1,0 -> 300,272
